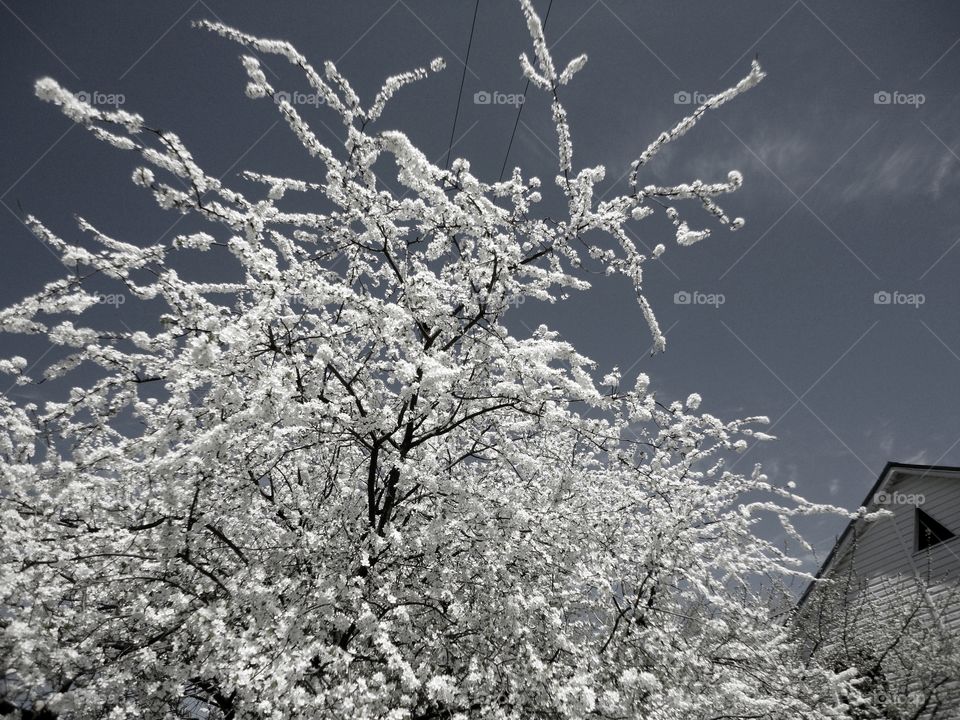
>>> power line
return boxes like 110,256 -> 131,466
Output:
499,0 -> 554,182
445,0 -> 482,170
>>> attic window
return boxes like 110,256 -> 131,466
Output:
916,508 -> 956,551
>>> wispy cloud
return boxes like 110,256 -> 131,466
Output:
841,135 -> 959,201
901,448 -> 930,464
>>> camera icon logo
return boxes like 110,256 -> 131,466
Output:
874,91 -> 891,105
674,290 -> 691,305
673,91 -> 692,105
473,90 -> 491,105
873,290 -> 891,305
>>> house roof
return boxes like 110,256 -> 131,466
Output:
796,461 -> 960,609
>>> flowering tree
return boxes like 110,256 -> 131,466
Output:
1,2 -> 857,718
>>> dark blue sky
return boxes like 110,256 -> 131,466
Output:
2,1 -> 960,568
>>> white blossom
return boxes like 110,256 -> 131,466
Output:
0,5 -> 855,720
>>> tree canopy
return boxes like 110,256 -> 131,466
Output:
1,2 -> 860,717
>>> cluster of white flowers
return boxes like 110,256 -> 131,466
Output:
0,3 -> 863,719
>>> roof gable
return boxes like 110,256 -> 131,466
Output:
797,462 -> 960,608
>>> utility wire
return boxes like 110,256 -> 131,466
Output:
499,0 -> 554,182
445,0 -> 482,170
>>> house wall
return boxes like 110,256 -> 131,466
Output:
843,471 -> 960,623
816,469 -> 960,717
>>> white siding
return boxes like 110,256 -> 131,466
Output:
806,469 -> 960,718
844,471 -> 960,621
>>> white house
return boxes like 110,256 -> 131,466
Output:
797,462 -> 960,717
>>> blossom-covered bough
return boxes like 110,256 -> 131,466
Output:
2,2 -> 858,718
